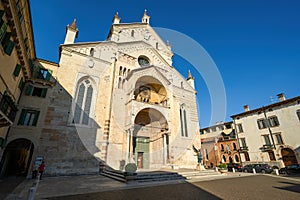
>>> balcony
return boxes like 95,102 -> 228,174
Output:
238,146 -> 249,152
260,144 -> 275,152
0,92 -> 17,127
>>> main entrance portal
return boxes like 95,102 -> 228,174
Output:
133,108 -> 169,169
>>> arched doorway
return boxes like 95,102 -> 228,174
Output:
0,139 -> 34,176
281,148 -> 297,166
133,108 -> 168,169
229,156 -> 233,163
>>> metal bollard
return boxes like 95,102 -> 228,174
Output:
253,168 -> 256,174
233,168 -> 235,173
275,169 -> 279,175
27,187 -> 36,200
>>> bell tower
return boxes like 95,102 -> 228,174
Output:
64,19 -> 78,44
141,9 -> 150,24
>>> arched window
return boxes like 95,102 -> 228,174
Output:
233,143 -> 237,150
123,67 -> 127,77
235,155 -> 239,162
131,30 -> 135,37
73,79 -> 94,125
90,48 -> 95,56
221,144 -> 224,151
222,155 -> 226,163
229,156 -> 233,163
156,42 -> 159,49
180,105 -> 188,137
118,77 -> 122,89
119,66 -> 123,76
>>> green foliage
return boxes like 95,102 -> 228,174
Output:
218,163 -> 227,169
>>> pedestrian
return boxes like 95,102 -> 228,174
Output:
32,162 -> 39,179
39,161 -> 45,180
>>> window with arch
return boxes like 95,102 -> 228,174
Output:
296,110 -> 300,121
180,104 -> 188,137
233,143 -> 237,150
119,66 -> 123,76
90,48 -> 95,56
222,155 -> 226,163
73,79 -> 94,125
131,30 -> 135,37
235,155 -> 240,162
221,144 -> 224,152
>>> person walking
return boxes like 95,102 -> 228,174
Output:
32,162 -> 39,179
39,161 -> 45,180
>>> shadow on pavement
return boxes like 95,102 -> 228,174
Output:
273,181 -> 300,194
47,182 -> 221,200
0,176 -> 25,199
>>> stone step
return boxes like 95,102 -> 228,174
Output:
100,169 -> 127,183
178,170 -> 221,180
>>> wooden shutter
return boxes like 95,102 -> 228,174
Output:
4,40 -> 14,55
18,77 -> 25,90
17,109 -> 27,125
0,19 -> 7,41
41,88 -> 48,98
13,64 -> 22,77
25,84 -> 33,95
32,111 -> 40,126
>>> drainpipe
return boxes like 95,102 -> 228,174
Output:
262,107 -> 276,150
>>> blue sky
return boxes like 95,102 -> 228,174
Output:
30,0 -> 300,127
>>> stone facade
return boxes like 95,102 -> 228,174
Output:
2,11 -> 201,176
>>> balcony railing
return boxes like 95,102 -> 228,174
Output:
261,144 -> 275,151
238,146 -> 249,152
0,92 -> 17,127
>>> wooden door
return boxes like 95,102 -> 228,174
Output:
137,152 -> 143,168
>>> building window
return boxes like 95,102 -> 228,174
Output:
297,110 -> 300,121
25,85 -> 47,98
257,118 -> 267,129
13,64 -> 22,77
221,144 -> 224,152
225,124 -> 232,129
0,12 -> 7,41
244,152 -> 250,161
18,77 -> 25,91
240,138 -> 247,148
180,105 -> 188,137
219,126 -> 224,131
222,155 -> 226,163
90,48 -> 94,56
268,151 -> 276,161
274,133 -> 284,145
263,135 -> 271,145
73,79 -> 94,125
156,42 -> 159,49
1,31 -> 15,56
17,109 -> 40,126
268,116 -> 280,127
131,30 -> 135,37
233,143 -> 237,150
236,123 -> 243,133
211,127 -> 216,132
235,155 -> 239,162
33,67 -> 52,81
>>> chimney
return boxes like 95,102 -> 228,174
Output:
244,105 -> 250,112
277,93 -> 286,102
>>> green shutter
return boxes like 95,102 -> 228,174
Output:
25,84 -> 33,95
32,111 -> 40,126
0,20 -> 7,41
18,109 -> 27,125
18,77 -> 25,90
4,40 -> 15,56
13,64 -> 22,77
41,88 -> 48,98
45,70 -> 52,81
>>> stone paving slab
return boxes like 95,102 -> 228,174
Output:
4,171 -> 256,199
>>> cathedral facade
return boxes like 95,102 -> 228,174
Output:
1,11 -> 201,176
